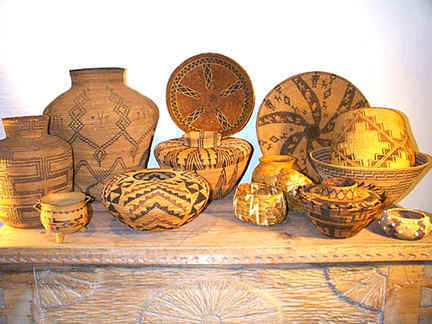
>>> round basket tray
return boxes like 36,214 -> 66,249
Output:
256,71 -> 369,182
166,53 -> 254,136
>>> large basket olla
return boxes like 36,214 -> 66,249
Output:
297,178 -> 384,238
154,135 -> 252,200
310,147 -> 431,206
101,169 -> 210,231
43,68 -> 159,200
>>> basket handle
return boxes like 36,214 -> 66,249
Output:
33,202 -> 41,212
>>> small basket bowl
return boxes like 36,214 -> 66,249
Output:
35,192 -> 92,243
379,208 -> 431,240
233,182 -> 287,226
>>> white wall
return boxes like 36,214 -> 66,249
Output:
0,0 -> 431,211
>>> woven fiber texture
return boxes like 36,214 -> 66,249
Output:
233,182 -> 287,226
256,71 -> 369,182
275,168 -> 313,213
155,137 -> 252,199
297,178 -> 384,238
310,147 -> 431,206
0,115 -> 73,228
330,108 -> 415,168
37,192 -> 91,243
101,169 -> 210,231
182,131 -> 222,148
44,68 -> 159,200
252,154 -> 297,187
167,53 -> 255,137
379,208 -> 431,241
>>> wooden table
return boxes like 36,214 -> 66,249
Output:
0,194 -> 431,323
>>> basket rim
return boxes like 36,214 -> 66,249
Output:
310,147 -> 432,172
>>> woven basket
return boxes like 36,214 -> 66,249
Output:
252,154 -> 297,187
330,108 -> 415,168
297,178 -> 384,238
101,169 -> 210,231
182,131 -> 222,148
155,137 -> 252,200
35,192 -> 92,243
275,168 -> 313,213
310,147 -> 431,206
233,182 -> 287,226
379,208 -> 431,240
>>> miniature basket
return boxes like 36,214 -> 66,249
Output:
330,108 -> 415,168
34,192 -> 92,243
275,169 -> 313,213
297,178 -> 385,238
310,147 -> 431,206
252,154 -> 297,186
379,208 -> 431,240
233,182 -> 287,226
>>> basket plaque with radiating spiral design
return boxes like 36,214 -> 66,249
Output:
256,71 -> 369,181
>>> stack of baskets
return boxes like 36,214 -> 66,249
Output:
310,107 -> 431,206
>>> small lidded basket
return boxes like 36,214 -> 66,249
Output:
297,177 -> 385,238
379,208 -> 431,240
34,192 -> 92,243
233,182 -> 287,226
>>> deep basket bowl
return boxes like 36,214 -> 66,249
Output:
310,147 -> 431,206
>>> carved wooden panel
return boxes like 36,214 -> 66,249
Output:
1,264 -> 417,323
420,263 -> 432,323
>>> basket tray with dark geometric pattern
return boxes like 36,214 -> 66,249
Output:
256,71 -> 370,182
167,53 -> 255,137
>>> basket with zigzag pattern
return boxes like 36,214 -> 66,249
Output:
101,169 -> 210,231
154,135 -> 252,200
330,108 -> 415,168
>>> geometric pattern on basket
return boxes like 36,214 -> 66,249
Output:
297,180 -> 384,238
0,137 -> 73,228
45,75 -> 159,200
310,147 -> 431,205
298,190 -> 383,238
257,71 -> 370,182
155,137 -> 251,170
41,207 -> 88,233
101,170 -> 210,231
167,53 -> 254,137
154,137 -> 252,199
182,131 -> 222,148
331,110 -> 414,168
